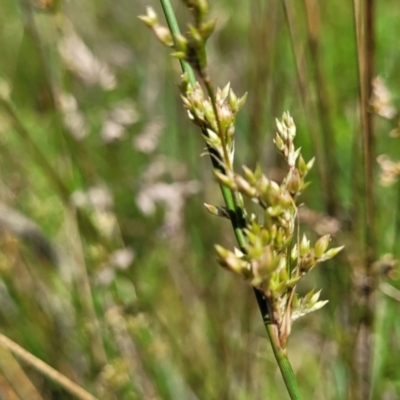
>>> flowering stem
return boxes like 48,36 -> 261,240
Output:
158,1 -> 302,398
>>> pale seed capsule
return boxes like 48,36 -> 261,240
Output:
286,169 -> 301,195
314,235 -> 331,258
235,175 -> 257,197
299,234 -> 310,257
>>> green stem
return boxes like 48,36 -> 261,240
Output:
159,0 -> 245,248
254,289 -> 303,400
159,0 -> 196,83
157,1 -> 302,398
266,324 -> 302,400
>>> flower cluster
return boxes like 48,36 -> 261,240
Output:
180,79 -> 247,171
140,0 -> 343,347
214,114 -> 343,344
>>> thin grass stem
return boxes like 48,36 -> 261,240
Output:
303,0 -> 339,216
0,333 -> 98,400
158,1 -> 303,399
352,0 -> 377,398
281,0 -> 332,216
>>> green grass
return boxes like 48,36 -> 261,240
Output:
0,0 -> 399,399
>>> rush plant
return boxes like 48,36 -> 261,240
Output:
140,1 -> 343,398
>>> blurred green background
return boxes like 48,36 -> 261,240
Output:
0,0 -> 399,399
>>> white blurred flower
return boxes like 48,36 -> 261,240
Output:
377,154 -> 400,186
70,186 -> 116,237
133,117 -> 164,153
71,185 -> 113,211
58,91 -> 88,140
141,156 -> 187,183
101,100 -> 139,143
97,267 -> 116,286
370,76 -> 397,120
110,100 -> 139,126
110,247 -> 135,270
101,120 -> 126,143
58,23 -> 116,90
70,190 -> 88,208
136,181 -> 201,235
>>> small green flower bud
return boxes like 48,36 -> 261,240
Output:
153,25 -> 174,47
215,246 -> 245,274
138,7 -> 158,27
181,94 -> 191,109
309,290 -> 322,306
203,128 -> 220,146
249,220 -> 261,235
286,169 -> 301,195
244,229 -> 258,246
297,155 -> 308,176
197,0 -> 209,18
215,244 -> 228,259
201,18 -> 217,41
218,103 -> 233,133
274,133 -> 285,152
237,92 -> 248,110
270,224 -> 277,241
229,89 -> 238,113
188,24 -> 203,45
306,157 -> 315,172
279,267 -> 288,282
267,205 -> 283,218
171,51 -> 187,60
214,170 -> 237,190
254,163 -> 262,180
264,181 -> 281,205
300,181 -> 311,192
220,82 -> 231,102
304,288 -> 316,303
258,174 -> 270,197
299,234 -> 310,257
314,234 -> 331,258
203,100 -> 216,130
286,275 -> 302,288
235,175 -> 256,197
257,245 -> 279,274
299,253 -> 316,272
288,147 -> 301,168
227,125 -> 235,138
319,246 -> 344,262
279,191 -> 292,208
242,165 -> 256,185
276,118 -> 286,140
204,203 -> 230,219
174,34 -> 188,52
291,244 -> 298,260
283,112 -> 296,140
190,84 -> 204,106
260,229 -> 270,245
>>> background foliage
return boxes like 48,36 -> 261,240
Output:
0,0 -> 399,399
